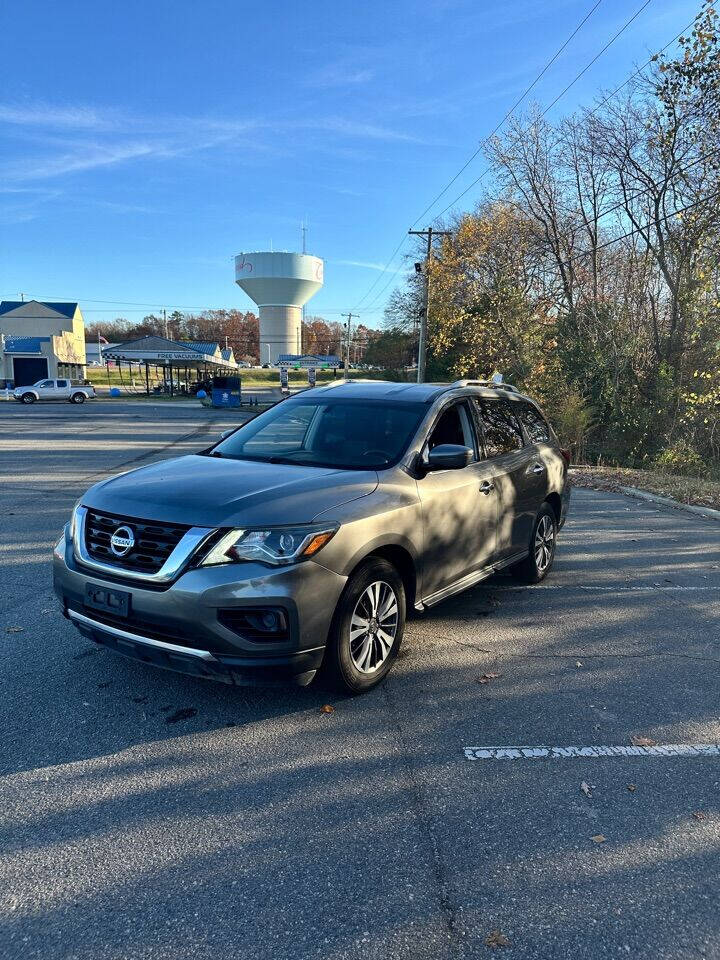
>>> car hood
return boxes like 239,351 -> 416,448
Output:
83,454 -> 379,528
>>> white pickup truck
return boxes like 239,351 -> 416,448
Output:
13,378 -> 96,404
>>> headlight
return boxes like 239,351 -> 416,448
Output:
201,526 -> 337,567
69,500 -> 82,539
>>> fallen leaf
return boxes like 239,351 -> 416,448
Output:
631,735 -> 657,747
580,781 -> 592,798
5,626 -> 23,634
485,930 -> 510,948
576,661 -> 583,667
476,673 -> 502,684
693,811 -> 707,821
591,834 -> 606,844
320,704 -> 335,714
165,707 -> 197,724
627,783 -> 636,793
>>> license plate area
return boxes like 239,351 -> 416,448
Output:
84,584 -> 131,618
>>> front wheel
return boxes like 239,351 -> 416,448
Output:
511,504 -> 557,584
324,558 -> 405,693
21,393 -> 35,404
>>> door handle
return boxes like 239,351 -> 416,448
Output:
479,480 -> 495,494
531,463 -> 545,474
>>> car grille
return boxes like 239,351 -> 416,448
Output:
84,509 -> 190,574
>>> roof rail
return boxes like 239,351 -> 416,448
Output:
315,378 -> 378,388
450,379 -> 520,393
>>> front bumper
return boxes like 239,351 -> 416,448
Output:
53,526 -> 347,686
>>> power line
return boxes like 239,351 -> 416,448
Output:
540,189 -> 720,280
551,145 -> 720,248
431,7 -> 690,224
350,1 -> 606,314
410,0 -> 605,230
352,0 -> 657,318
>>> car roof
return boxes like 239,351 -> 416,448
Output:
306,379 -> 533,404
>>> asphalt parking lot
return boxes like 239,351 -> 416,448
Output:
1,400 -> 719,960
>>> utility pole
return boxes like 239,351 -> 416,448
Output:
341,312 -> 358,378
408,226 -> 451,383
162,308 -> 168,340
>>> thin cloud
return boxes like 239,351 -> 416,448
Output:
3,142 -> 161,181
0,100 -> 426,183
303,61 -> 375,89
334,259 -> 413,275
0,103 -> 116,130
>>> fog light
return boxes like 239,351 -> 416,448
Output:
218,607 -> 289,642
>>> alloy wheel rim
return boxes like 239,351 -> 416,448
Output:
349,580 -> 399,674
534,515 -> 555,572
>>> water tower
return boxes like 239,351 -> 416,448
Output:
234,251 -> 324,364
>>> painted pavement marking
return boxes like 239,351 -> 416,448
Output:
463,744 -> 720,760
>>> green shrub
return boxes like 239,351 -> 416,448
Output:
653,441 -> 709,479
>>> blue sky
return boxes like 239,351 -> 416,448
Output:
0,0 -> 694,328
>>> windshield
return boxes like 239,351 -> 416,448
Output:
209,397 -> 426,469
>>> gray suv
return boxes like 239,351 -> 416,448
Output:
53,380 -> 570,693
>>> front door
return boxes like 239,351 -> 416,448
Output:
34,379 -> 56,399
416,400 -> 498,600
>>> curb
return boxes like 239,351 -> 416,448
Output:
617,485 -> 720,522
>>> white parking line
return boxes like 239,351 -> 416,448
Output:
463,744 -> 720,760
488,585 -> 720,592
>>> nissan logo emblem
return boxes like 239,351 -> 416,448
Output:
110,525 -> 135,557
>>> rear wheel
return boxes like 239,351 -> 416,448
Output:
70,392 -> 86,404
21,393 -> 35,404
511,503 -> 557,584
324,558 -> 405,693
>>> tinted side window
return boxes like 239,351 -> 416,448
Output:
56,379 -> 68,388
475,398 -> 524,457
517,402 -> 550,443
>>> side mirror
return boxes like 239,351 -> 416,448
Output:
426,444 -> 473,471
220,429 -> 234,441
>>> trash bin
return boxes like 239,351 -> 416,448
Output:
211,376 -> 241,408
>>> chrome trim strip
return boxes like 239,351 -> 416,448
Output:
73,506 -> 215,584
421,564 -> 496,608
493,550 -> 530,572
68,609 -> 218,661
417,550 -> 532,609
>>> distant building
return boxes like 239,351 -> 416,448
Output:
0,300 -> 87,386
85,341 -> 120,365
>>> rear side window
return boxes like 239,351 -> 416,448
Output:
56,379 -> 68,388
517,402 -> 551,444
474,398 -> 524,457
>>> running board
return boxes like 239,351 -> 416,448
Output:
414,551 -> 529,611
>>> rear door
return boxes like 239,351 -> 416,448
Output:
55,379 -> 71,399
514,400 -> 555,509
472,396 -> 538,562
416,399 -> 498,599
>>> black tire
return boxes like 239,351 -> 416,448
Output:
21,393 -> 35,404
510,503 -> 558,584
323,558 -> 406,694
70,392 -> 86,404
